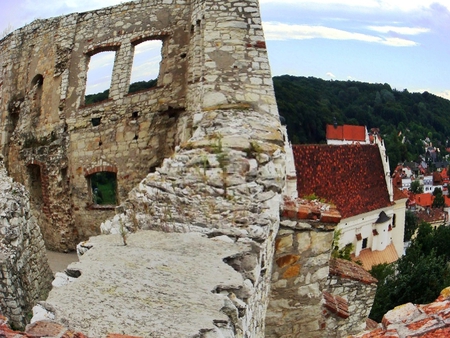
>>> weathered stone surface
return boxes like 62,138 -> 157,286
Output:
0,0 -> 278,252
42,231 -> 248,337
0,160 -> 53,329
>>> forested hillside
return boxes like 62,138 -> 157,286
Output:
273,75 -> 450,169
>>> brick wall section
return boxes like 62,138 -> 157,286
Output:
325,258 -> 378,337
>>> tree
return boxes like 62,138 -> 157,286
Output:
369,222 -> 450,322
432,187 -> 445,208
404,210 -> 418,241
410,180 -> 423,194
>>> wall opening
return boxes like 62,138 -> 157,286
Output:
88,172 -> 117,206
128,39 -> 162,94
30,74 -> 44,125
28,164 -> 44,209
85,51 -> 116,105
362,237 -> 368,249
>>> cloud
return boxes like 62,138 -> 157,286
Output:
435,90 -> 450,101
259,0 -> 450,12
263,22 -> 419,46
367,26 -> 430,35
326,72 -> 336,79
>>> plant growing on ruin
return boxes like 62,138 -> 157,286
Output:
119,218 -> 127,246
331,229 -> 353,261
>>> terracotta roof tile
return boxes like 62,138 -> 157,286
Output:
351,244 -> 399,271
329,258 -> 377,284
352,287 -> 450,337
415,193 -> 434,207
323,290 -> 350,319
326,124 -> 367,142
393,187 -> 408,201
293,144 -> 391,218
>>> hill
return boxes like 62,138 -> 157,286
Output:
273,75 -> 450,170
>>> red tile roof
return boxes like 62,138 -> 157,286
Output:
351,244 -> 399,271
393,187 -> 408,201
415,193 -> 433,207
326,124 -> 367,142
292,144 -> 391,218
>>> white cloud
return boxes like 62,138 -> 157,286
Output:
263,22 -> 418,46
326,72 -> 336,79
435,90 -> 450,101
259,0 -> 450,12
367,26 -> 430,35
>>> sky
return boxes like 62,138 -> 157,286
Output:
0,0 -> 449,99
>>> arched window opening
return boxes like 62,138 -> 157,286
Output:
85,51 -> 116,105
88,171 -> 117,206
128,40 -> 162,94
30,74 -> 44,120
28,164 -> 44,208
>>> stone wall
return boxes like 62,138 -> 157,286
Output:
266,197 -> 378,338
266,197 -> 340,338
325,259 -> 378,337
0,160 -> 53,329
1,0 -> 290,336
0,0 -> 276,251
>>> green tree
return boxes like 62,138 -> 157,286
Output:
369,222 -> 450,322
404,210 -> 418,241
432,187 -> 445,208
410,180 -> 423,194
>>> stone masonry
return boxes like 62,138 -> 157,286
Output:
0,159 -> 53,329
0,0 -> 383,336
0,0 -> 277,251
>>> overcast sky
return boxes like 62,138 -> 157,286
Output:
1,0 -> 449,99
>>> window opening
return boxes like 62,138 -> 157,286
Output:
91,117 -> 102,126
128,40 -> 162,94
85,51 -> 116,105
28,165 -> 44,208
89,172 -> 117,205
30,74 -> 44,124
362,237 -> 368,249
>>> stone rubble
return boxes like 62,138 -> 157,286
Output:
0,159 -> 53,329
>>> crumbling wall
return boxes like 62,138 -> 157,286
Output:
324,259 -> 378,337
0,0 -> 278,252
0,160 -> 53,329
266,197 -> 340,338
1,0 -> 290,336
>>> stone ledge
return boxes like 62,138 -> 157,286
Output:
329,258 -> 378,285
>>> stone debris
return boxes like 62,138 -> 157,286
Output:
0,159 -> 53,329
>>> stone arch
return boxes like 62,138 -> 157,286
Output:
30,74 -> 44,124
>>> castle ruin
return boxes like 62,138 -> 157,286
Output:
0,0 -> 379,336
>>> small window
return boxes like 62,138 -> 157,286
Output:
89,172 -> 117,205
362,238 -> 368,249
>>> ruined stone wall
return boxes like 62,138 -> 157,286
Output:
0,0 -> 277,251
266,197 -> 339,338
0,160 -> 53,329
324,259 -> 378,337
1,0 -> 290,335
